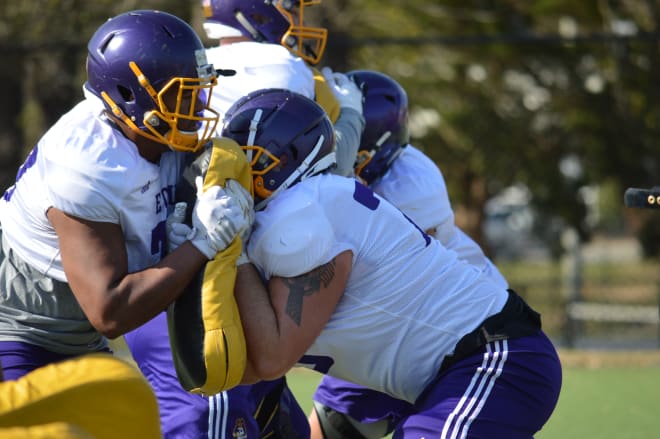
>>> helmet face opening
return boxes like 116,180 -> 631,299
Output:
348,70 -> 410,185
221,88 -> 336,210
86,10 -> 220,152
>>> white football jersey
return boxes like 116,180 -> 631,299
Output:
371,145 -> 508,288
205,42 -> 315,124
0,95 -> 186,282
248,173 -> 509,403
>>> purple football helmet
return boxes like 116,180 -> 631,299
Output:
85,10 -> 219,152
347,70 -> 410,185
201,0 -> 327,65
221,88 -> 336,210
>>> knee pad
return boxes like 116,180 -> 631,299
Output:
313,401 -> 390,439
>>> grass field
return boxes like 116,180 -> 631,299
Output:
285,349 -> 660,439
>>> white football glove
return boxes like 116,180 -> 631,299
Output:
188,177 -> 251,259
167,222 -> 192,253
224,179 -> 255,265
166,202 -> 189,254
223,179 -> 255,244
322,67 -> 363,115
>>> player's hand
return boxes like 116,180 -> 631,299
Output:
189,177 -> 251,259
168,222 -> 192,253
322,67 -> 363,115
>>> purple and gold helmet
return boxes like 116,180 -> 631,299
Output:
348,70 -> 410,185
85,10 -> 219,152
201,0 -> 327,65
222,88 -> 336,210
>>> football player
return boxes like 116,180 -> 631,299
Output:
0,9 -> 251,383
123,1 -> 364,438
309,70 -> 510,438
222,89 -> 563,439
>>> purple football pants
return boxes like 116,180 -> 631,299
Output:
0,341 -> 81,380
125,311 -> 309,439
315,330 -> 562,439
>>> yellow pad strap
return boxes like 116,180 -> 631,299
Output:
312,67 -> 340,123
0,354 -> 161,439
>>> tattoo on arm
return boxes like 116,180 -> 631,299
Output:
283,258 -> 337,326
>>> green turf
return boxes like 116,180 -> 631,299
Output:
537,367 -> 660,439
286,369 -> 323,416
286,366 -> 660,439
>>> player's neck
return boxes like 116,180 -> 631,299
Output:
218,36 -> 252,45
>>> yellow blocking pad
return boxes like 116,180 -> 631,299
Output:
0,422 -> 93,439
312,67 -> 341,123
0,354 -> 161,439
170,137 -> 252,395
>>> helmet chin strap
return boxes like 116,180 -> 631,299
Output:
164,128 -> 200,151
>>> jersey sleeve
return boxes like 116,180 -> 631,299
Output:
248,196 -> 336,279
43,148 -> 139,224
332,108 -> 365,178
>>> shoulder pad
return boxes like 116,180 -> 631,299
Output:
249,197 -> 335,278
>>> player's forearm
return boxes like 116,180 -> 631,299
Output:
235,263 -> 292,380
239,358 -> 261,385
85,242 -> 207,338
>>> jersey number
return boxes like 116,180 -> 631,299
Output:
3,146 -> 39,202
298,354 -> 335,373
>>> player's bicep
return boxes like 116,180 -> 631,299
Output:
48,208 -> 127,317
268,250 -> 352,363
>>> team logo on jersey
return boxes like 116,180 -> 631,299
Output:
232,418 -> 247,439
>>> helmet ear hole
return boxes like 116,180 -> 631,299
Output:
117,85 -> 134,102
289,146 -> 299,161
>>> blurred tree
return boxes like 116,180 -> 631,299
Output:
314,0 -> 660,258
0,0 -> 194,191
1,0 -> 659,258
